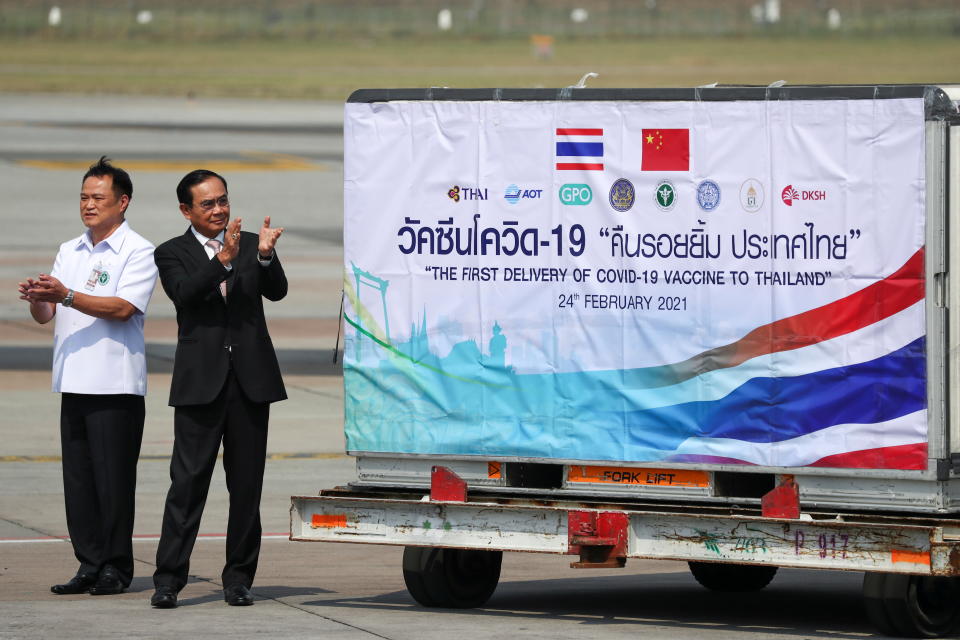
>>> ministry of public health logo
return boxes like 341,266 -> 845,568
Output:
739,178 -> 763,213
98,271 -> 110,285
654,180 -> 676,211
609,178 -> 635,212
696,179 -> 721,212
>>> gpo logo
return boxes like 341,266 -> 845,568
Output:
781,184 -> 826,206
559,183 -> 593,206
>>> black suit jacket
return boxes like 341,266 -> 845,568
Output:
155,228 -> 288,407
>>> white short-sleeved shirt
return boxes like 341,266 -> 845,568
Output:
50,220 -> 158,395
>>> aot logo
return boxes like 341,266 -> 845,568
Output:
504,184 -> 544,205
559,183 -> 592,205
781,184 -> 826,206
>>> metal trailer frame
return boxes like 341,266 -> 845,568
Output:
292,483 -> 960,577
297,85 -> 960,637
291,465 -> 960,637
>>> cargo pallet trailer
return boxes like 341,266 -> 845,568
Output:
294,84 -> 960,637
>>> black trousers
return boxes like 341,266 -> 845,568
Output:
153,370 -> 269,592
60,393 -> 145,587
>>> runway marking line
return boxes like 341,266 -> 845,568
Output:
17,152 -> 322,172
0,533 -> 290,544
1,452 -> 347,463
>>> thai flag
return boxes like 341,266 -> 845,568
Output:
556,128 -> 603,171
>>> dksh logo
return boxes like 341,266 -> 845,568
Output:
781,184 -> 826,206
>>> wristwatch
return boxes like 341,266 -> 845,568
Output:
62,290 -> 75,307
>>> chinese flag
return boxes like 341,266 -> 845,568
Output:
642,129 -> 689,171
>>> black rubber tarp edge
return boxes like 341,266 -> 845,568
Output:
347,85 -> 957,119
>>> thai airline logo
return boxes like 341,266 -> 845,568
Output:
448,185 -> 487,202
555,128 -> 604,171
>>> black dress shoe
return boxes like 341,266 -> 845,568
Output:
223,584 -> 254,606
51,572 -> 97,594
151,586 -> 178,609
89,564 -> 124,595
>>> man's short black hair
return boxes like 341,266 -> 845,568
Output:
83,156 -> 132,202
177,169 -> 228,206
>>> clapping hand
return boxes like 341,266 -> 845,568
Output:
18,274 -> 67,304
258,216 -> 283,257
219,218 -> 241,265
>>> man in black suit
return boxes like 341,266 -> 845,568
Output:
150,169 -> 287,609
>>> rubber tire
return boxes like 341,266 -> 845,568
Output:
402,546 -> 442,607
863,572 -> 900,637
688,561 -> 777,592
402,546 -> 502,608
863,572 -> 960,638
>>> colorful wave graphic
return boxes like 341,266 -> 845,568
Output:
621,247 -> 924,388
344,248 -> 928,470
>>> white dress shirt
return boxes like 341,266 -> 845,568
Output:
50,221 -> 158,395
192,227 -> 232,270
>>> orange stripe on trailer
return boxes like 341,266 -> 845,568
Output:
568,465 -> 709,487
488,462 -> 502,479
891,549 -> 931,565
311,514 -> 347,529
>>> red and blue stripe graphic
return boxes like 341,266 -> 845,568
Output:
556,128 -> 604,171
650,247 -> 927,469
621,247 -> 925,389
536,247 -> 928,469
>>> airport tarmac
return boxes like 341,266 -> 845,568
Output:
0,94 -> 879,639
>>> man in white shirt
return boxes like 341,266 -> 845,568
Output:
17,156 -> 158,596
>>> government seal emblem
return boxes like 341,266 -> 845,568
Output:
696,179 -> 721,212
739,178 -> 763,213
608,178 -> 635,212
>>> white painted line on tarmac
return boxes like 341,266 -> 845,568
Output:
0,533 -> 290,544
0,537 -> 66,543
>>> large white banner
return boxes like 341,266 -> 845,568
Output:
343,97 -> 927,470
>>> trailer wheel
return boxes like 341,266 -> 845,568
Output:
863,572 -> 960,638
402,546 -> 502,608
687,561 -> 777,592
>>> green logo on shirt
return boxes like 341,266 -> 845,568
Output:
98,271 -> 110,286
